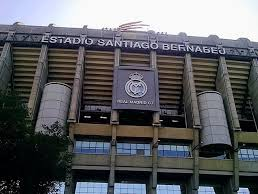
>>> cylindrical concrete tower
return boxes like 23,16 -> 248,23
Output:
197,91 -> 232,156
35,82 -> 71,134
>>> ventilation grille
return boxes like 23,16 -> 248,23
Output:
48,48 -> 77,87
121,52 -> 150,67
227,60 -> 251,119
157,55 -> 184,112
13,47 -> 40,103
192,57 -> 218,93
83,50 -> 114,106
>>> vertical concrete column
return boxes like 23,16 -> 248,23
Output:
149,50 -> 159,194
216,56 -> 241,131
0,40 -> 12,90
221,178 -> 236,194
216,56 -> 240,193
248,58 -> 258,127
68,46 -> 85,122
64,46 -> 85,194
28,43 -> 48,122
183,53 -> 200,194
64,123 -> 76,194
108,48 -> 121,194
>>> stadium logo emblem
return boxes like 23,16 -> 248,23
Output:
125,72 -> 147,98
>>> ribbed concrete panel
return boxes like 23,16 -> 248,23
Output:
157,55 -> 184,111
13,47 -> 40,102
248,58 -> 258,125
35,82 -> 71,133
48,48 -> 77,87
192,57 -> 218,93
227,60 -> 251,118
121,52 -> 149,67
0,43 -> 12,90
83,50 -> 114,106
198,91 -> 232,153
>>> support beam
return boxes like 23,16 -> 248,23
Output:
248,58 -> 258,127
0,42 -> 12,90
216,56 -> 240,192
65,40 -> 85,194
150,50 -> 159,194
216,56 -> 241,131
108,48 -> 121,194
68,46 -> 85,122
183,53 -> 200,194
27,44 -> 48,122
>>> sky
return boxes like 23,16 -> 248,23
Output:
1,0 -> 258,41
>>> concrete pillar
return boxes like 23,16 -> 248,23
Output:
68,46 -> 85,122
183,53 -> 200,194
27,44 -> 48,122
0,41 -> 12,90
248,58 -> 258,127
216,56 -> 240,192
150,50 -> 159,194
183,54 -> 201,129
108,48 -> 121,194
222,178 -> 237,194
65,43 -> 86,194
216,56 -> 241,131
64,123 -> 76,194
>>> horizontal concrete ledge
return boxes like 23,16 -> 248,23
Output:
116,155 -> 152,168
73,154 -> 110,167
158,157 -> 193,169
239,161 -> 258,173
238,132 -> 258,143
158,168 -> 193,174
74,123 -> 193,140
199,158 -> 233,172
199,170 -> 233,176
72,165 -> 110,171
115,167 -> 152,172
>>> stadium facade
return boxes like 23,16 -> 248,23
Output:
0,23 -> 258,194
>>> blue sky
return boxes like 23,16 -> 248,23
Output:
1,0 -> 258,41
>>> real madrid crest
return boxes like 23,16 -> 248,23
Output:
125,72 -> 147,98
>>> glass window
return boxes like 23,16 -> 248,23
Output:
74,140 -> 110,154
75,182 -> 107,194
238,148 -> 258,161
158,144 -> 191,158
115,183 -> 146,194
198,186 -> 215,194
116,143 -> 151,156
238,188 -> 250,194
157,184 -> 181,194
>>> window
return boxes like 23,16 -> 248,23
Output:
238,188 -> 250,194
114,183 -> 146,194
238,148 -> 258,161
75,182 -> 107,194
157,184 -> 181,194
117,143 -> 151,156
158,144 -> 191,158
74,140 -> 110,154
198,186 -> 215,194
